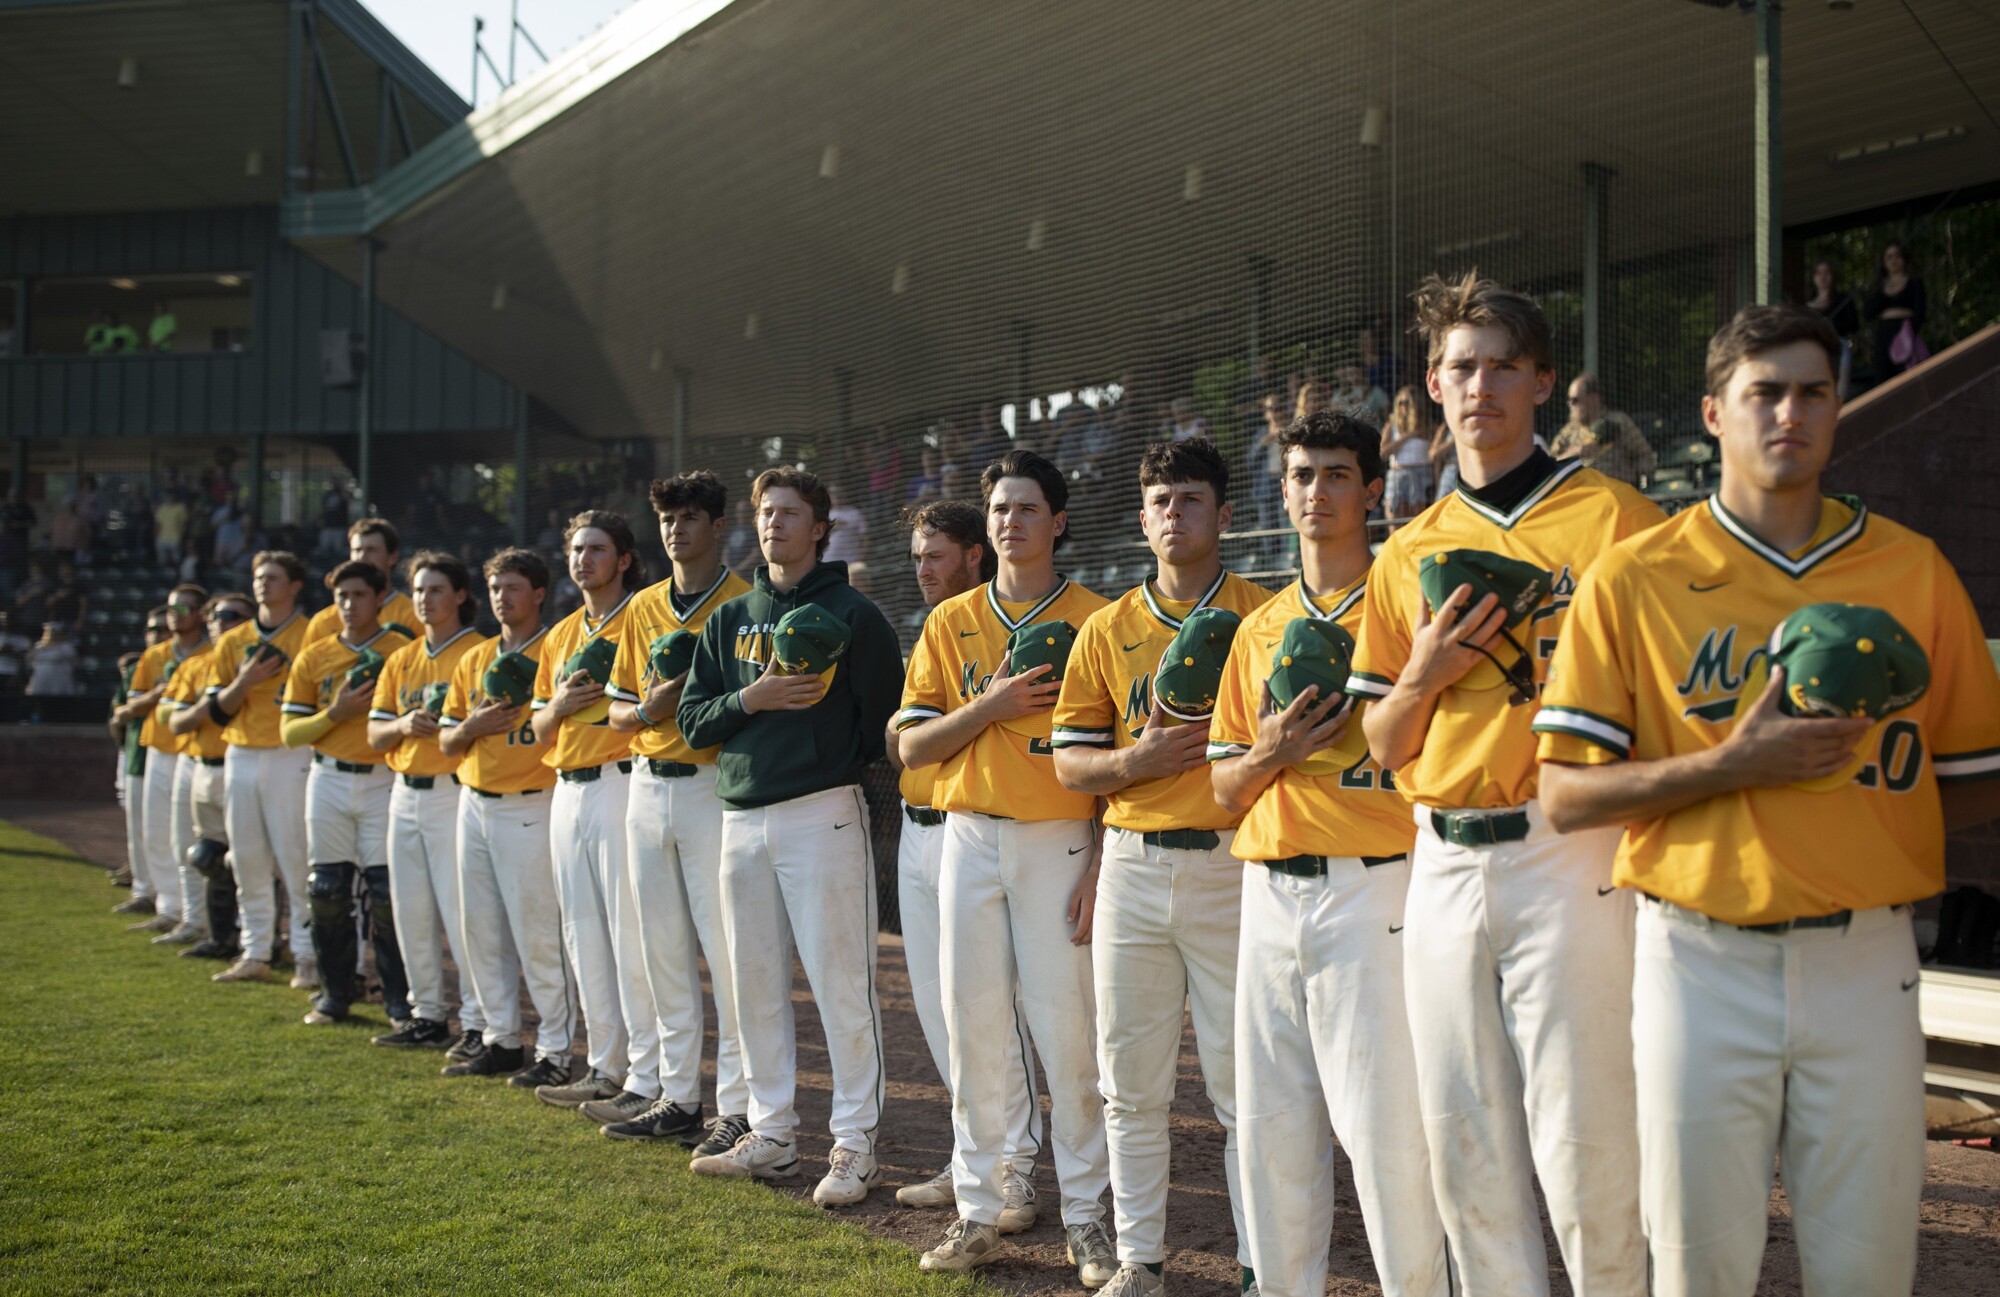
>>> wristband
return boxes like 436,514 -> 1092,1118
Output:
633,698 -> 656,727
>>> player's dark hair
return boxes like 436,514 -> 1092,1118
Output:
483,546 -> 550,590
347,516 -> 400,554
901,499 -> 998,579
327,558 -> 388,594
202,592 -> 254,621
166,582 -> 209,610
251,550 -> 308,586
649,470 -> 727,521
1704,303 -> 1842,397
979,449 -> 1071,553
1411,269 -> 1554,373
751,467 -> 833,558
563,510 -> 646,591
1280,410 -> 1386,486
409,550 -> 476,623
144,604 -> 170,626
1138,435 -> 1230,506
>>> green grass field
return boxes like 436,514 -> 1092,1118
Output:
0,820 -> 984,1295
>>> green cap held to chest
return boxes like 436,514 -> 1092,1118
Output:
1006,619 -> 1077,683
1153,607 -> 1242,722
1267,617 -> 1355,710
482,651 -> 536,706
771,605 -> 851,677
1757,602 -> 1929,722
564,635 -> 618,685
345,646 -> 385,691
650,629 -> 699,682
1417,549 -> 1553,631
421,681 -> 450,717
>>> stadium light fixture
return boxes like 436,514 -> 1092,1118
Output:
1829,124 -> 1965,164
891,263 -> 910,295
117,57 -> 138,88
1359,103 -> 1385,148
744,313 -> 761,340
490,284 -> 508,311
820,144 -> 840,179
1183,165 -> 1203,201
110,278 -> 138,290
1026,218 -> 1046,252
244,150 -> 264,177
216,275 -> 243,287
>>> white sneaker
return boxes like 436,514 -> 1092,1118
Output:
152,922 -> 203,946
1103,1263 -> 1166,1296
688,1132 -> 798,1180
919,1219 -> 1009,1273
212,957 -> 271,983
289,956 -> 320,990
997,1167 -> 1038,1234
812,1147 -> 880,1207
896,1166 -> 955,1209
1066,1220 -> 1118,1289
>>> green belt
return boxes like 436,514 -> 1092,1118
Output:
559,760 -> 633,785
904,804 -> 946,828
313,754 -> 378,775
1429,808 -> 1530,847
400,774 -> 460,790
196,756 -> 226,768
1140,828 -> 1221,852
1262,853 -> 1407,878
468,785 -> 545,799
1739,910 -> 1852,935
644,759 -> 698,780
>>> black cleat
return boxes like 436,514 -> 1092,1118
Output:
442,1044 -> 524,1078
691,1113 -> 752,1159
443,1029 -> 486,1063
603,1098 -> 704,1144
508,1055 -> 574,1091
179,940 -> 239,961
371,1018 -> 453,1049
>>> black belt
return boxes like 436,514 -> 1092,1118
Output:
1429,808 -> 1530,847
468,785 -> 545,799
644,759 -> 698,780
904,804 -> 946,827
197,756 -> 226,768
1739,910 -> 1852,935
1263,853 -> 1407,878
559,760 -> 633,784
1140,828 -> 1221,851
400,774 -> 460,790
312,754 -> 378,775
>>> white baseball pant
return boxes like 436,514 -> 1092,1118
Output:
304,760 -> 391,866
627,763 -> 746,1114
169,753 -> 204,933
190,759 -> 228,841
121,758 -> 149,898
551,768 -> 660,1094
224,745 -> 312,963
899,807 -> 1040,1178
142,751 -> 184,922
388,779 -> 484,1030
1236,856 -> 1451,1297
720,784 -> 883,1154
1404,802 -> 1642,1297
1634,898 -> 1924,1297
457,786 -> 572,1058
941,813 -> 1106,1227
1096,826 -> 1247,1266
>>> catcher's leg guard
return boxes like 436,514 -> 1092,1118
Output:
307,862 -> 360,1016
364,864 -> 410,1020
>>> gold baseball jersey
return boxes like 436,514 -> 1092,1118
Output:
207,611 -> 312,749
899,578 -> 1109,822
533,591 -> 638,772
1535,495 -> 2000,924
280,626 -> 413,765
133,638 -> 212,753
306,590 -> 416,646
161,653 -> 229,761
606,570 -> 749,764
370,627 -> 485,777
1052,570 -> 1273,833
443,630 -> 558,795
1208,577 -> 1417,861
1348,459 -> 1663,809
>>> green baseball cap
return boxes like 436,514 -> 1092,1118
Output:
1007,620 -> 1077,683
1417,548 -> 1553,698
564,635 -> 619,687
244,639 -> 288,668
1268,617 -> 1369,774
160,656 -> 181,685
481,651 -> 536,707
345,646 -> 385,692
1154,607 -> 1242,723
649,630 -> 699,682
772,605 -> 851,678
421,682 -> 450,718
1735,602 -> 1930,792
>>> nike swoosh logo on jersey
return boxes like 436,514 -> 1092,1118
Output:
833,821 -> 853,831
1597,886 -> 1617,896
960,630 -> 979,637
1688,581 -> 1731,593
1121,641 -> 1147,653
1388,924 -> 1404,934
1902,977 -> 1919,992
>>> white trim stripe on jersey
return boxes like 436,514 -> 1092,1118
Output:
1935,745 -> 2000,782
1298,581 -> 1366,622
1708,496 -> 1868,578
1207,741 -> 1251,761
1346,671 -> 1394,699
1531,705 -> 1634,758
1454,456 -> 1585,530
1139,568 -> 1226,630
1050,725 -> 1114,747
896,704 -> 944,729
532,592 -> 636,711
985,576 -> 1072,631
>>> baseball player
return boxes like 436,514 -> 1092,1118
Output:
366,552 -> 487,1054
1207,411 -> 1450,1297
1051,436 -> 1271,1296
280,559 -> 413,1026
898,452 -> 1113,1283
679,467 -> 900,1208
117,587 -> 210,935
206,552 -> 315,985
305,518 -> 416,646
145,588 -> 219,948
1349,272 -> 1663,1296
887,498 -> 1046,1220
528,511 -> 655,1116
164,593 -> 256,961
438,548 -> 573,1086
601,472 -> 751,1146
1535,304 -> 2000,1295
110,609 -> 172,911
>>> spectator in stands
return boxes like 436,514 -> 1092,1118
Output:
907,448 -> 944,502
0,610 -> 26,695
1867,242 -> 1927,381
1249,393 -> 1287,534
212,505 -> 249,573
723,498 -> 758,577
49,499 -> 91,566
181,501 -> 213,581
316,480 -> 349,558
72,475 -> 105,538
1332,362 -> 1390,425
13,557 -> 50,637
120,481 -> 153,558
824,482 -> 869,565
1294,379 -> 1331,421
153,488 -> 188,569
1552,372 -> 1656,485
26,623 -> 76,697
1806,260 -> 1859,397
865,425 -> 905,500
1168,396 -> 1208,442
1359,324 -> 1400,395
1429,418 -> 1460,500
966,402 -> 1008,468
202,448 -> 238,510
48,558 -> 86,637
148,302 -> 177,352
1381,386 -> 1437,521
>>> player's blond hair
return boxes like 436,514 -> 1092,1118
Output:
1410,270 -> 1553,373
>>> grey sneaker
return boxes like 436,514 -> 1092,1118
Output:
212,957 -> 272,983
895,1167 -> 955,1209
690,1113 -> 751,1159
443,1030 -> 485,1063
919,1219 -> 1009,1273
112,895 -> 155,916
1102,1263 -> 1166,1296
129,913 -> 178,933
289,957 -> 320,991
152,923 -> 203,946
997,1167 -> 1038,1234
812,1147 -> 880,1207
1067,1221 -> 1118,1289
535,1072 -> 620,1109
578,1089 -> 653,1124
688,1132 -> 798,1180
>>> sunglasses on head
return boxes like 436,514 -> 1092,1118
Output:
211,608 -> 250,624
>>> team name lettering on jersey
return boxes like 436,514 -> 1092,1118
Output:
732,623 -> 776,664
1121,673 -> 1153,736
957,661 -> 994,699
